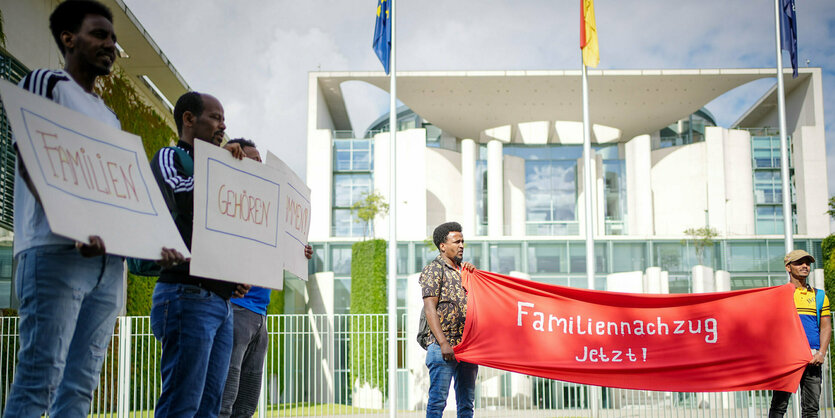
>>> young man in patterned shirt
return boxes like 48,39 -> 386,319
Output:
419,221 -> 477,418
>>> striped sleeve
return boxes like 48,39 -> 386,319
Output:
822,295 -> 830,317
156,147 -> 194,193
19,69 -> 69,100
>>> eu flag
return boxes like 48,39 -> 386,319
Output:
780,0 -> 798,78
373,0 -> 391,74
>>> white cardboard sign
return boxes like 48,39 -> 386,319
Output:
190,141 -> 284,289
0,80 -> 189,259
266,151 -> 311,281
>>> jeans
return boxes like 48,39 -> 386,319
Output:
769,364 -> 822,418
425,343 -> 478,418
219,305 -> 268,418
4,244 -> 124,417
151,282 -> 234,418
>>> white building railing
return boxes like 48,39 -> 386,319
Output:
1,313 -> 834,417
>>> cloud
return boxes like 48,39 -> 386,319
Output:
124,0 -> 834,192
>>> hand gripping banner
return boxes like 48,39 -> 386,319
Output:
454,270 -> 811,392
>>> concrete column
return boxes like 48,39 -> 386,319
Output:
692,265 -> 715,293
606,271 -> 643,293
306,272 -> 335,403
504,155 -> 526,237
715,270 -> 731,292
487,140 -> 504,237
625,135 -> 653,236
509,271 -> 531,280
723,129 -> 755,235
660,271 -> 669,294
812,269 -> 825,291
461,139 -> 477,236
705,127 -> 728,234
577,150 -> 598,238
307,129 -> 333,240
644,267 -> 663,294
595,154 -> 605,235
406,272 -> 429,410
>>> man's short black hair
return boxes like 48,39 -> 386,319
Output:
433,221 -> 462,250
50,0 -> 114,55
227,138 -> 257,150
173,92 -> 204,136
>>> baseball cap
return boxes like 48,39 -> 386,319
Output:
784,249 -> 815,265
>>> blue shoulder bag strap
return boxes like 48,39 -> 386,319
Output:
816,287 -> 825,327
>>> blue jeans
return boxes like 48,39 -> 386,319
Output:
219,305 -> 268,418
769,364 -> 822,418
4,244 -> 124,417
425,343 -> 478,418
151,282 -> 234,418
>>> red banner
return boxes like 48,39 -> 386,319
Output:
454,270 -> 811,392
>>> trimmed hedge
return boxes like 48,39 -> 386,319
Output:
350,239 -> 388,396
126,273 -> 157,316
823,235 -> 835,271
824,239 -> 835,402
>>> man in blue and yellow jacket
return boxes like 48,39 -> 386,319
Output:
769,249 -> 832,418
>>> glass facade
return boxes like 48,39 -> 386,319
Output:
599,146 -> 627,235
657,109 -> 717,149
751,135 -> 796,235
309,238 -> 823,313
499,144 -> 624,236
475,146 -> 488,236
332,139 -> 373,237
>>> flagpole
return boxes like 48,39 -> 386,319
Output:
581,61 -> 599,418
386,0 -> 397,416
581,63 -> 595,292
774,0 -> 793,255
774,3 -> 798,416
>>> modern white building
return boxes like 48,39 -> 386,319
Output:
300,68 -> 829,409
304,67 -> 829,314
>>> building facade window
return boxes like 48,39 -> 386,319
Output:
657,108 -> 717,149
332,139 -> 373,237
599,146 -> 627,235
505,145 -> 580,236
750,135 -> 796,235
501,144 -> 626,236
475,145 -> 488,236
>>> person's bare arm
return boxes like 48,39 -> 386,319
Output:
813,315 -> 832,365
423,296 -> 455,361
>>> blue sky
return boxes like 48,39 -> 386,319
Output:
124,0 -> 834,202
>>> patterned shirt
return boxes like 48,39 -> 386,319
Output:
419,255 -> 468,346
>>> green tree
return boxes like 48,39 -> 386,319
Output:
682,227 -> 719,266
350,191 -> 389,240
827,196 -> 835,218
0,8 -> 6,48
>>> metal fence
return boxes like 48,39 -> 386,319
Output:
1,313 -> 834,417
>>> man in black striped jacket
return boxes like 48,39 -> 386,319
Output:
149,91 -> 250,417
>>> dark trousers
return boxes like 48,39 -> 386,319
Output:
769,364 -> 822,418
219,305 -> 268,418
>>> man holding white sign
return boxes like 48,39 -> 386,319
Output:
150,92 -> 251,417
219,138 -> 313,418
4,2 -> 182,416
